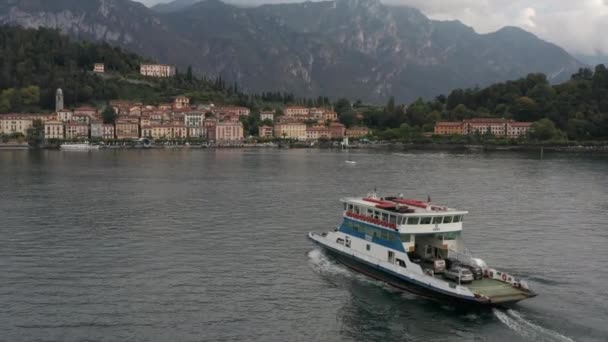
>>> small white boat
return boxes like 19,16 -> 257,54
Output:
345,160 -> 357,164
60,143 -> 100,150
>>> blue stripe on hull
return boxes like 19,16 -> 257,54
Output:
309,238 -> 489,307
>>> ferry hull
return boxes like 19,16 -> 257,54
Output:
309,236 -> 504,308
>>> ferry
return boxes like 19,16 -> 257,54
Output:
308,193 -> 537,306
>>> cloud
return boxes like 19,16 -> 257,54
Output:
139,0 -> 608,55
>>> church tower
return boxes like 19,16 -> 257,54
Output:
55,88 -> 64,112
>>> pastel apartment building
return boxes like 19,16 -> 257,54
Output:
329,122 -> 346,139
93,63 -> 105,73
115,119 -> 139,139
346,127 -> 370,138
260,111 -> 275,122
306,126 -> 331,140
434,122 -> 464,135
140,64 -> 176,78
0,116 -> 33,136
174,96 -> 190,109
434,118 -> 533,138
44,121 -> 65,139
274,122 -> 307,140
284,106 -> 309,119
258,125 -> 274,138
65,123 -> 89,140
208,122 -> 244,142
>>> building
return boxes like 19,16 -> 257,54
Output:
72,113 -> 90,124
90,121 -> 104,138
324,110 -> 338,122
258,125 -> 274,138
115,119 -> 140,139
65,123 -> 89,140
306,126 -> 331,140
184,112 -> 205,127
214,106 -> 250,117
329,122 -> 346,139
102,124 -> 115,139
346,127 -> 370,138
284,106 -> 309,118
0,116 -> 33,136
57,109 -> 73,123
188,126 -> 205,139
73,107 -> 97,118
434,122 -> 464,135
507,122 -> 533,138
93,63 -> 105,73
433,119 -> 533,138
44,121 -> 64,139
464,118 -> 509,136
274,122 -> 307,140
144,122 -> 187,139
208,122 -> 244,142
174,96 -> 190,109
260,111 -> 274,122
140,64 -> 176,78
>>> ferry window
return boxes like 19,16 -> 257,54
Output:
407,217 -> 420,225
453,215 -> 461,223
348,204 -> 354,212
374,211 -> 380,219
344,203 -> 347,211
400,234 -> 411,243
367,209 -> 373,216
389,215 -> 397,224
433,217 -> 443,224
459,215 -> 464,222
366,244 -> 371,251
381,231 -> 389,240
443,216 -> 453,224
354,206 -> 360,214
420,217 -> 432,225
382,213 -> 389,222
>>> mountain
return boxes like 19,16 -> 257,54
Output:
151,0 -> 202,13
575,54 -> 608,67
0,0 -> 585,103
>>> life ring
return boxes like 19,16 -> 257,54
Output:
502,274 -> 507,281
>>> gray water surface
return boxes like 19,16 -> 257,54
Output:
1,149 -> 606,342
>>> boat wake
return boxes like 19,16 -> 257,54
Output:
493,309 -> 575,342
307,248 -> 351,277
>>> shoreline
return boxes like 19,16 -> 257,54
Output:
2,142 -> 608,154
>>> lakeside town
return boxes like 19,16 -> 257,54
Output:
0,63 -> 537,148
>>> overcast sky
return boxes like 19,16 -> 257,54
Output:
138,0 -> 608,56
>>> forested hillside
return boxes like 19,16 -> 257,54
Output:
348,69 -> 608,141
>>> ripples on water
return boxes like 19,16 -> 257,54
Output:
1,149 -> 607,341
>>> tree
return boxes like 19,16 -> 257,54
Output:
530,118 -> 562,141
186,65 -> 193,82
334,98 -> 351,116
26,119 -> 44,148
102,106 -> 118,124
338,109 -> 357,128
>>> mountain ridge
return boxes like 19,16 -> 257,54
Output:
0,0 -> 584,103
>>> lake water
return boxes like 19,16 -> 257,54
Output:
1,149 -> 607,342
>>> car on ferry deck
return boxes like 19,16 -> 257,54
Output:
444,266 -> 474,283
